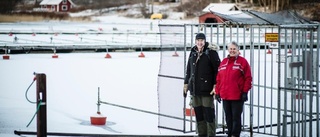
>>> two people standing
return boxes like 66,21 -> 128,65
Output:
184,33 -> 221,137
184,33 -> 252,137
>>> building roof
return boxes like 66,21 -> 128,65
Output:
248,10 -> 313,25
209,10 -> 314,25
202,3 -> 239,12
40,0 -> 76,6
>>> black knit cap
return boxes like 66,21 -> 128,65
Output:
195,33 -> 206,41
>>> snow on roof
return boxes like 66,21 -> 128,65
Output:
202,3 -> 239,12
211,10 -> 269,25
40,0 -> 76,6
210,10 -> 313,25
40,0 -> 62,5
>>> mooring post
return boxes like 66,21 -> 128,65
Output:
36,73 -> 47,137
97,87 -> 101,114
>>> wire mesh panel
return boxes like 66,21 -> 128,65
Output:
157,24 -> 193,132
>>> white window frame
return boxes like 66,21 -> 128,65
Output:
51,5 -> 55,11
62,5 -> 68,11
62,0 -> 67,4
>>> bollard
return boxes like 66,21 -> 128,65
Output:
36,73 -> 47,137
2,46 -> 10,60
52,49 -> 58,58
105,48 -> 112,58
90,87 -> 107,125
138,47 -> 145,58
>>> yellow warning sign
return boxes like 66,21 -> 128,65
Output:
265,33 -> 279,42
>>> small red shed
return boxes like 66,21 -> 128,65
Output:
40,0 -> 76,12
199,12 -> 225,23
199,3 -> 240,23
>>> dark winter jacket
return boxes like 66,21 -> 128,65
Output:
184,42 -> 221,96
215,55 -> 252,100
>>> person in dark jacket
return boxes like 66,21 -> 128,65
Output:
184,33 -> 221,137
215,41 -> 252,137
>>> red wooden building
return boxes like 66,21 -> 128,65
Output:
199,3 -> 240,23
40,0 -> 76,12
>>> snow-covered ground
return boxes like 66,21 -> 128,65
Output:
0,50 -> 277,137
0,52 -> 181,137
1,5 -> 319,137
0,7 -> 199,136
0,7 -> 198,136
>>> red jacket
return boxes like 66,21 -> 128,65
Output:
215,55 -> 252,100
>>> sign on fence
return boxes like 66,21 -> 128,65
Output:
265,33 -> 279,42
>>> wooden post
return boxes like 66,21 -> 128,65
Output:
36,74 -> 47,137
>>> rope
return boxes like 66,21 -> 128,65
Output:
100,101 -> 196,122
25,75 -> 40,127
25,77 -> 36,104
26,100 -> 42,127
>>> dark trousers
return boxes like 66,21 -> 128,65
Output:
192,96 -> 216,136
222,100 -> 244,137
193,96 -> 215,122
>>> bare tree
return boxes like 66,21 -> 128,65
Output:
138,0 -> 149,18
0,0 -> 22,13
258,0 -> 267,12
276,0 -> 279,11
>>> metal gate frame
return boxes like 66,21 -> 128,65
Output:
158,23 -> 320,136
276,24 -> 320,137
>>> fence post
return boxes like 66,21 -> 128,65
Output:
36,73 -> 47,137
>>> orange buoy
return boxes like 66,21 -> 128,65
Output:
185,108 -> 195,116
2,54 -> 10,60
138,52 -> 145,58
105,53 -> 112,58
90,112 -> 107,125
172,51 -> 179,57
52,53 -> 58,58
267,49 -> 272,54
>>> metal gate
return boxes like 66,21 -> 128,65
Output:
157,23 -> 320,136
276,24 -> 320,137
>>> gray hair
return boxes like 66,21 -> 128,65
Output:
228,41 -> 239,50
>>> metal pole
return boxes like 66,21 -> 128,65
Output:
97,87 -> 101,114
308,29 -> 314,137
99,101 -> 194,122
36,73 -> 47,137
316,24 -> 320,137
249,25 -> 254,137
282,29 -> 289,137
270,26 -> 274,135
277,26 -> 281,137
184,24 -> 187,132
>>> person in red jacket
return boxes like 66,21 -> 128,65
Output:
214,41 -> 252,137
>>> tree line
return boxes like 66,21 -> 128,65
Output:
0,0 -> 22,13
230,0 -> 319,12
1,0 -> 319,14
